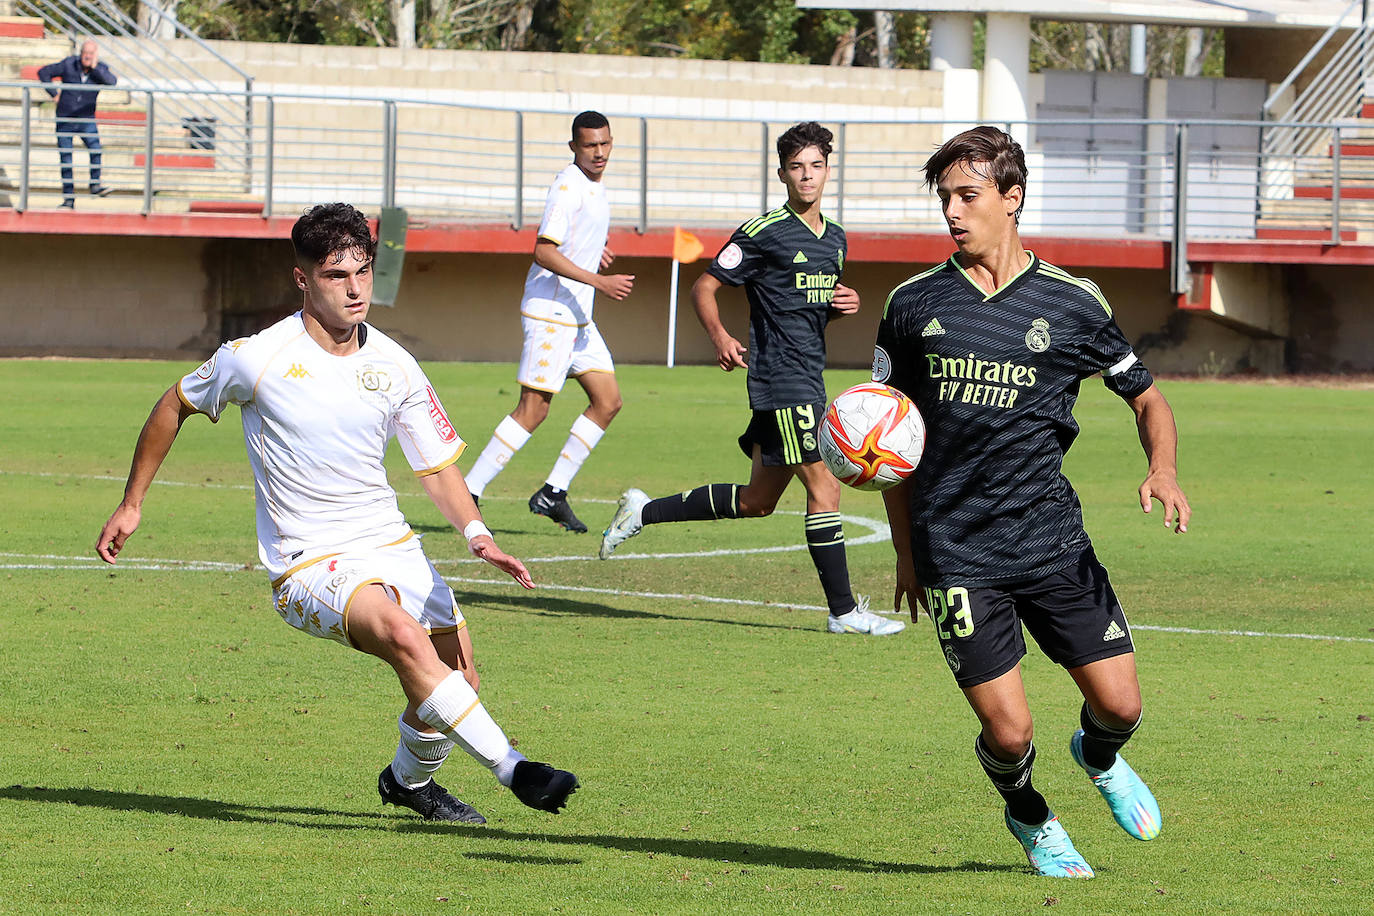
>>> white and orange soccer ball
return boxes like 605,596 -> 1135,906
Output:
818,383 -> 925,491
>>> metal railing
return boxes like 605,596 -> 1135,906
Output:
2,83 -> 1370,272
17,0 -> 254,183
1262,1 -> 1371,163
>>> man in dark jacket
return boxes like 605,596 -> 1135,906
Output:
38,40 -> 117,208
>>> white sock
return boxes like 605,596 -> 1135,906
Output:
414,671 -> 525,785
466,416 -> 532,497
391,716 -> 454,789
546,414 -> 606,491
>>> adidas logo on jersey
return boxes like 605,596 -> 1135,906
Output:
921,319 -> 946,337
1103,620 -> 1126,641
793,251 -> 808,263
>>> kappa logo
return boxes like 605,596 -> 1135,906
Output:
921,318 -> 946,337
793,251 -> 809,263
1025,318 -> 1052,353
283,363 -> 312,380
1103,620 -> 1126,642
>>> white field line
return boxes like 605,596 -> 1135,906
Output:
9,472 -> 1373,645
5,551 -> 1374,645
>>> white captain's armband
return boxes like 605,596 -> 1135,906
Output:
1103,351 -> 1139,377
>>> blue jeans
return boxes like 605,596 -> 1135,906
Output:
56,118 -> 102,199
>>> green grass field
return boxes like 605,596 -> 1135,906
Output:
1,359 -> 1371,915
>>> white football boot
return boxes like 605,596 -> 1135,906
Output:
599,488 -> 650,559
827,594 -> 906,635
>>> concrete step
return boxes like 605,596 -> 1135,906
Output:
0,36 -> 68,58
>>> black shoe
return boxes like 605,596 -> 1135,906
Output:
90,185 -> 112,197
509,760 -> 579,813
378,765 -> 487,823
528,485 -> 587,533
59,198 -> 75,209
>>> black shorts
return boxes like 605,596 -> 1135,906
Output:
738,401 -> 825,466
923,548 -> 1134,688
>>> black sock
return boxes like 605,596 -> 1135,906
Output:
976,734 -> 1049,826
805,511 -> 855,617
1079,702 -> 1140,771
641,484 -> 739,525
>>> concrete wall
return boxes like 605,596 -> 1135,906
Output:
5,234 -> 1371,374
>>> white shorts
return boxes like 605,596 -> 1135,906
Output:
517,311 -> 615,394
269,534 -> 464,649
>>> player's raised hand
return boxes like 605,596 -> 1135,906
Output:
600,246 -> 616,269
598,273 -> 635,300
1139,470 -> 1190,533
469,536 -> 536,589
95,503 -> 141,564
712,333 -> 748,371
831,283 -> 861,315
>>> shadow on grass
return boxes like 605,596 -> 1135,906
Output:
456,585 -> 808,631
0,784 -> 1014,875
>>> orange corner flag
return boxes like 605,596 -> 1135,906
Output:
672,226 -> 704,264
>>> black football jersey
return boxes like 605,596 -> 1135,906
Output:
707,205 -> 847,409
873,252 -> 1154,588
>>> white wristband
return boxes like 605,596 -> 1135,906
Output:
463,520 -> 493,542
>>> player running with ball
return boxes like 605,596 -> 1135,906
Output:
875,127 -> 1190,877
600,121 -> 903,637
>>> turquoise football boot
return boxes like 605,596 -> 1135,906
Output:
1004,809 -> 1095,878
1070,729 -> 1163,841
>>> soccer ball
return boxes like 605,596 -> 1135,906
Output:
818,383 -> 925,491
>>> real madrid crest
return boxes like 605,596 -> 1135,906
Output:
944,644 -> 961,673
1024,318 -> 1051,353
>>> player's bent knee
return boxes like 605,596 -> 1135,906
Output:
983,722 -> 1035,759
736,497 -> 776,518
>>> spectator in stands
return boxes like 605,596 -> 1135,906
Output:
38,40 -> 117,209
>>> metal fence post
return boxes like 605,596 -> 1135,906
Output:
1171,123 -> 1190,296
836,121 -> 847,225
761,122 -> 770,214
263,96 -> 275,219
1332,124 -> 1343,245
639,116 -> 648,234
143,91 -> 156,215
382,101 -> 397,209
512,111 -> 524,230
19,87 -> 30,213
244,77 -> 254,192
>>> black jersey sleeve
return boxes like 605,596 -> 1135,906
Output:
1083,315 -> 1154,399
872,288 -> 922,399
706,227 -> 766,287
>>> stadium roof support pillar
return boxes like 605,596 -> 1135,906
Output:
930,12 -> 974,70
982,12 -> 1031,144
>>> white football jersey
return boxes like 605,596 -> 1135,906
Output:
177,312 -> 465,579
521,162 -> 610,325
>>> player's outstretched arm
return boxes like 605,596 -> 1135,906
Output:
533,239 -> 634,300
1126,383 -> 1191,533
830,283 -> 861,317
881,479 -> 927,621
96,385 -> 196,564
691,272 -> 747,371
418,465 -> 535,589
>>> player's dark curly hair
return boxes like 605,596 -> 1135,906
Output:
923,126 -> 1028,220
291,202 -> 376,266
776,121 -> 833,166
572,110 -> 609,140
